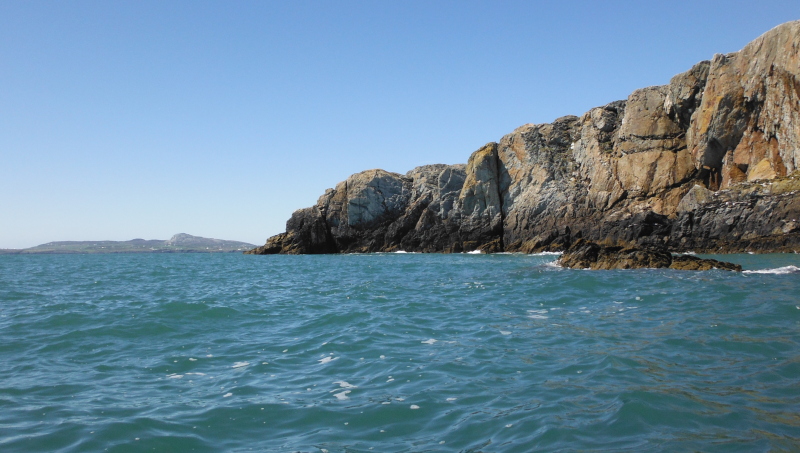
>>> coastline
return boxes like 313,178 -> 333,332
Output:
249,21 -> 800,257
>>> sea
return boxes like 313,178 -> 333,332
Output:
1,252 -> 799,452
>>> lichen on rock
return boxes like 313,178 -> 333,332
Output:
249,21 -> 800,256
557,239 -> 742,271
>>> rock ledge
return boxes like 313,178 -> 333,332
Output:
249,21 -> 800,256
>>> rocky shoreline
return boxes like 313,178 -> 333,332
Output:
248,21 -> 800,257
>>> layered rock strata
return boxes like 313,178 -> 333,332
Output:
248,22 -> 800,255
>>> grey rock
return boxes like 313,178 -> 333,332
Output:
249,21 -> 800,256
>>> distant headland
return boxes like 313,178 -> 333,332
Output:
1,234 -> 256,254
248,21 -> 800,256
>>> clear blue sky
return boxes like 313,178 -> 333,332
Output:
1,1 -> 798,248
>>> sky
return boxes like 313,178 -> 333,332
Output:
1,1 -> 798,249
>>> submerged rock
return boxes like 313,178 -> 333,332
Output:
250,21 -> 800,256
557,240 -> 742,271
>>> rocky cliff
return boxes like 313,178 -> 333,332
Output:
248,21 -> 800,255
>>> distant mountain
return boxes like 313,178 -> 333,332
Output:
0,234 -> 257,254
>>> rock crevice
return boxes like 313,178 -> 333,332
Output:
248,21 -> 800,255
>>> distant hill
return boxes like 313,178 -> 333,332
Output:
0,234 -> 257,254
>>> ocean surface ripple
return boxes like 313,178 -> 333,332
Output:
1,253 -> 799,452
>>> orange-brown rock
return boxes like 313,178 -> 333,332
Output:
249,21 -> 800,255
557,239 -> 741,271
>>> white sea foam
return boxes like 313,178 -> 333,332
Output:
232,362 -> 249,368
223,392 -> 232,397
743,266 -> 800,275
530,251 -> 562,256
499,331 -> 512,335
333,390 -> 350,400
318,356 -> 338,364
334,381 -> 357,389
167,374 -> 183,379
387,378 -> 395,382
528,315 -> 549,319
189,358 -> 197,361
446,397 -> 457,402
410,404 -> 420,409
421,339 -> 437,344
466,250 -> 482,254
528,309 -> 548,314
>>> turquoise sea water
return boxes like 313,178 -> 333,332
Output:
1,253 -> 799,452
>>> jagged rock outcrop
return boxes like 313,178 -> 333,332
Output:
669,172 -> 800,252
248,21 -> 800,255
670,254 -> 743,271
557,239 -> 742,271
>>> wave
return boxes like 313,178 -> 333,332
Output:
743,265 -> 800,275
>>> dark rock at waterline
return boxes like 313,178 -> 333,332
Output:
557,239 -> 742,271
556,240 -> 672,270
249,22 -> 800,256
669,254 -> 742,271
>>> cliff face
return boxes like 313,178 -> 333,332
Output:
248,21 -> 800,255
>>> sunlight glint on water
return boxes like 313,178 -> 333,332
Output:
0,253 -> 799,452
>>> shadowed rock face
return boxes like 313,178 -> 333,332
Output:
557,239 -> 742,271
248,21 -> 800,256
